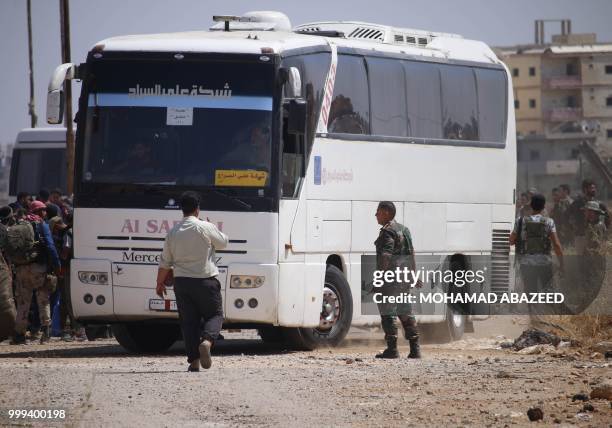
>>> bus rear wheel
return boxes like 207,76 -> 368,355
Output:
285,265 -> 353,350
112,323 -> 180,353
423,307 -> 465,343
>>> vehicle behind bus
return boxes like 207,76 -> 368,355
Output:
9,128 -> 67,199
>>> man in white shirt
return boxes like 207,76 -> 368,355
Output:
156,191 -> 228,372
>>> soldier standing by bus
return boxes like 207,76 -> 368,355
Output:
374,201 -> 421,359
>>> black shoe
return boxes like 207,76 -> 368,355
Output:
407,338 -> 421,359
10,334 -> 26,345
375,348 -> 400,359
187,361 -> 200,372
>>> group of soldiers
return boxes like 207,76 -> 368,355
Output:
0,190 -> 77,344
373,179 -> 609,358
512,179 -> 608,313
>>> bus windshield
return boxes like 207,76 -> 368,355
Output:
82,57 -> 275,188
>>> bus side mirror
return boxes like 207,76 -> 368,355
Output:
47,90 -> 64,124
47,63 -> 76,124
285,67 -> 302,98
287,99 -> 307,135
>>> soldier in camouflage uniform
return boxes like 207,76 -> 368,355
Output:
374,201 -> 421,359
568,180 -> 610,254
12,201 -> 61,344
583,201 -> 607,291
0,206 -> 16,342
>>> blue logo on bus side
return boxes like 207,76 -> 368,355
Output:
314,156 -> 321,185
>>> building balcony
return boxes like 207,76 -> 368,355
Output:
545,107 -> 582,122
544,75 -> 582,89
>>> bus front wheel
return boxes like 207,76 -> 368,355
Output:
112,323 -> 180,354
285,265 -> 353,350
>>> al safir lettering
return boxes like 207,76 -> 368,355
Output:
122,252 -> 161,264
128,83 -> 232,97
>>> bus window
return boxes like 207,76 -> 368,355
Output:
367,57 -> 408,137
9,148 -> 67,195
475,68 -> 507,143
403,61 -> 443,139
281,53 -> 330,149
439,65 -> 479,141
328,55 -> 370,135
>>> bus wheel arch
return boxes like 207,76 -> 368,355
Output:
285,264 -> 353,350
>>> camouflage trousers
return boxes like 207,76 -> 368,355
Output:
0,254 -> 16,341
14,264 -> 52,335
377,285 -> 419,340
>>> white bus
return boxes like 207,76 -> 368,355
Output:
46,11 -> 515,352
9,128 -> 67,200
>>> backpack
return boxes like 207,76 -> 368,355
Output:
3,221 -> 40,265
522,216 -> 551,255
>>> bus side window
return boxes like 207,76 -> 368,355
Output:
281,115 -> 304,198
328,55 -> 370,135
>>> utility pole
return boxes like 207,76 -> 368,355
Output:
27,0 -> 37,128
60,0 -> 74,195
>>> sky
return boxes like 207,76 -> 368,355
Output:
1,0 -> 611,144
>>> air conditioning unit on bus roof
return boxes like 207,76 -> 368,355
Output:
294,21 -> 462,48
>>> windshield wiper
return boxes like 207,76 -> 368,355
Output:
208,188 -> 252,210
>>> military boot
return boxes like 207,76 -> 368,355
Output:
40,326 -> 50,344
407,338 -> 421,359
375,336 -> 399,359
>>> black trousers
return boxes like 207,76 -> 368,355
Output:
174,277 -> 223,363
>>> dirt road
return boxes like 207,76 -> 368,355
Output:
0,321 -> 610,427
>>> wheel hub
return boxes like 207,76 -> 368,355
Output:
452,313 -> 464,327
317,286 -> 340,332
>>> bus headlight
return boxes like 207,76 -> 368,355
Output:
230,275 -> 265,288
78,271 -> 109,285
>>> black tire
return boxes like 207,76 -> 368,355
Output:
112,323 -> 180,353
257,326 -> 285,343
422,307 -> 465,343
284,265 -> 353,350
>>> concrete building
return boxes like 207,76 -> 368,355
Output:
497,21 -> 612,198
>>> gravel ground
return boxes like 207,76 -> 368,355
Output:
0,321 -> 610,427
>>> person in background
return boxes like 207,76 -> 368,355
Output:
11,201 -> 61,344
0,206 -> 17,342
9,192 -> 32,212
38,189 -> 61,220
517,192 -> 531,217
49,188 -> 70,220
568,179 -> 610,254
156,191 -> 228,372
552,184 -> 574,247
510,194 -> 564,316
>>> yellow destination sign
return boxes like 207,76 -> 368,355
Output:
215,170 -> 268,187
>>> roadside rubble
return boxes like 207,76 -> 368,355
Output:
511,328 -> 561,350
